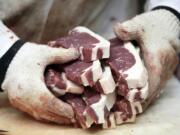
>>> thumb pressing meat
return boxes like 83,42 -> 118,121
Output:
45,26 -> 177,129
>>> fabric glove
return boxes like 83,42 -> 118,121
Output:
1,26 -> 79,124
114,9 -> 180,110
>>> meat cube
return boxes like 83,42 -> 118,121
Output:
94,66 -> 116,94
65,95 -> 91,129
114,111 -> 136,124
102,113 -> 116,129
83,89 -> 116,124
49,26 -> 110,62
107,38 -> 148,102
113,96 -> 142,125
45,69 -> 83,96
64,60 -> 103,87
126,82 -> 149,102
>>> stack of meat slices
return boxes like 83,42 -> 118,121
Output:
45,26 -> 149,129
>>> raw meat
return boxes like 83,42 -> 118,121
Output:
48,26 -> 110,62
64,60 -> 103,87
107,38 -> 148,102
113,96 -> 142,125
44,27 -> 150,129
94,66 -> 116,94
45,69 -> 84,96
83,89 -> 116,124
102,113 -> 116,129
64,95 -> 88,129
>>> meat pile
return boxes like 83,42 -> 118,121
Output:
45,26 -> 148,129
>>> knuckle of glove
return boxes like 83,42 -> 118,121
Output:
46,47 -> 80,64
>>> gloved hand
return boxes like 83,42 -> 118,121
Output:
114,9 -> 180,109
1,42 -> 79,124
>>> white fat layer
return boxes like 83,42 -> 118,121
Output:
72,26 -> 110,60
103,113 -> 116,129
61,73 -> 83,94
127,89 -> 139,102
99,66 -> 116,94
81,60 -> 102,86
100,44 -> 110,58
127,79 -> 149,102
140,82 -> 149,100
92,60 -> 103,82
105,92 -> 116,110
81,66 -> 92,86
79,47 -> 84,60
91,46 -> 98,60
81,71 -> 89,86
89,92 -> 116,124
123,42 -> 148,89
91,95 -> 106,123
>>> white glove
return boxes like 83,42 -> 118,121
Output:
1,42 -> 79,124
114,9 -> 180,108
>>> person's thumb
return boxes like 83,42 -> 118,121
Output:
44,46 -> 80,64
114,19 -> 144,41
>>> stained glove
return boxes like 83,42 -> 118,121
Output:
1,35 -> 79,124
114,9 -> 180,109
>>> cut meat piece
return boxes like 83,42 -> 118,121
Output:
64,60 -> 103,87
48,26 -> 110,62
65,95 -> 90,129
45,69 -> 84,96
117,76 -> 149,102
62,73 -> 84,94
45,69 -> 66,96
113,96 -> 142,125
83,88 -> 101,105
107,38 -> 148,102
114,111 -> 136,124
126,82 -> 149,102
94,66 -> 116,94
45,33 -> 149,129
83,89 -> 116,124
103,113 -> 116,129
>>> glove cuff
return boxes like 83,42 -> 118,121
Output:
144,9 -> 180,39
152,6 -> 180,22
0,39 -> 26,91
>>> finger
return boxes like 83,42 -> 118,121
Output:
47,96 -> 75,119
42,46 -> 79,64
114,19 -> 144,41
38,88 -> 75,120
9,83 -> 75,124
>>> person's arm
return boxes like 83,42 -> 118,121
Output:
0,21 -> 79,124
0,21 -> 19,58
0,21 -> 20,91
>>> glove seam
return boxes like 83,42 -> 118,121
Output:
0,39 -> 26,91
